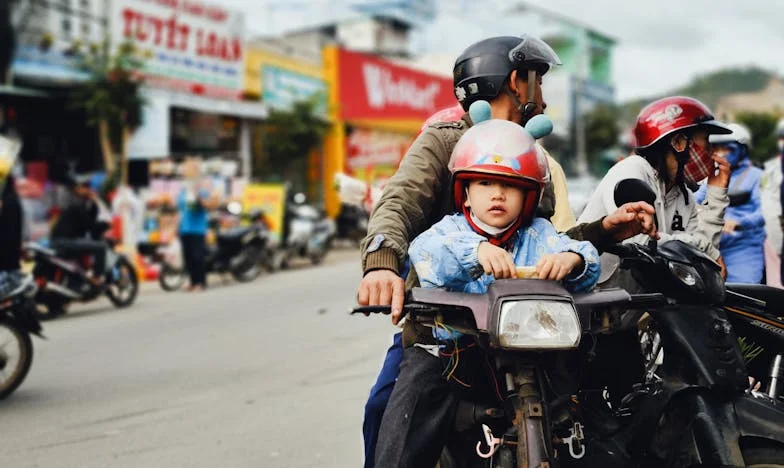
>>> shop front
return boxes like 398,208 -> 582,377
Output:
322,46 -> 455,218
243,46 -> 327,203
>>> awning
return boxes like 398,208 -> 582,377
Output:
148,88 -> 269,120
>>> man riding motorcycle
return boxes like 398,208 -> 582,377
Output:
359,34 -> 658,467
50,173 -> 112,285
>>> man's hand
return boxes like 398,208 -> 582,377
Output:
357,269 -> 406,325
536,252 -> 583,281
722,219 -> 739,234
708,154 -> 731,188
716,255 -> 727,279
478,242 -> 517,280
602,202 -> 659,242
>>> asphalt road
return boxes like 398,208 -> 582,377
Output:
0,249 -> 394,468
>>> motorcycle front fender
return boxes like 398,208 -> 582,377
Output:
735,392 -> 784,446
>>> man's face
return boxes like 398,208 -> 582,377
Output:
74,185 -> 91,198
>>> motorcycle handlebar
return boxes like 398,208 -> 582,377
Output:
350,304 -> 438,316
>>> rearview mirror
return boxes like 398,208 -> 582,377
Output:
614,179 -> 657,207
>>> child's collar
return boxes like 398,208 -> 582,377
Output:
464,208 -> 523,248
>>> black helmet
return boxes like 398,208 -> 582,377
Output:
453,35 -> 561,111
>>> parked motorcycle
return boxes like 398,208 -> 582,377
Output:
26,239 -> 139,319
137,239 -> 186,292
352,179 -> 784,467
0,272 -> 43,399
280,193 -> 335,267
158,203 -> 271,290
335,202 -> 369,243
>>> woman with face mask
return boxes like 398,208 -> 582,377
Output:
694,123 -> 765,283
578,96 -> 732,271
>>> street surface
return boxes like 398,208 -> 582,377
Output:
0,249 -> 393,468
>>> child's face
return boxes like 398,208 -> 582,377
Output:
464,179 -> 525,228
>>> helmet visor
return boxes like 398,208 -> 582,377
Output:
508,35 -> 562,76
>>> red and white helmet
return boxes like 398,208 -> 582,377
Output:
634,96 -> 731,149
449,119 -> 549,226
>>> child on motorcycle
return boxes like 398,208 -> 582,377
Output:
409,119 -> 600,293
373,118 -> 600,467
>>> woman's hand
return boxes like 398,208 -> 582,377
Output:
708,154 -> 731,188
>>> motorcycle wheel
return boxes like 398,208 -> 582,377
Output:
106,257 -> 139,308
0,319 -> 33,399
231,246 -> 262,283
159,262 -> 186,292
742,442 -> 784,467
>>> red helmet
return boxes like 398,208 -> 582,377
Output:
634,96 -> 731,149
449,119 -> 549,226
418,104 -> 464,135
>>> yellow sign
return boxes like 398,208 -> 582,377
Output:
242,183 -> 286,242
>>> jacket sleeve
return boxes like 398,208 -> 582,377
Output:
659,186 -> 727,260
529,219 -> 600,293
408,217 -> 487,289
361,128 -> 452,274
736,174 -> 765,229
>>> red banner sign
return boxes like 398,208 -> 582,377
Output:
337,49 -> 456,121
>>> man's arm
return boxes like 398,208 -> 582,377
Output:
361,128 -> 452,274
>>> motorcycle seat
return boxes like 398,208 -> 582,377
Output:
726,283 -> 784,315
218,227 -> 252,242
0,274 -> 36,301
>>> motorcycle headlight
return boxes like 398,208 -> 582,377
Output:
667,261 -> 703,290
497,300 -> 581,350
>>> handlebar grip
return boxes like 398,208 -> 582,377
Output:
350,305 -> 392,315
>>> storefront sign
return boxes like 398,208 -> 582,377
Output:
262,65 -> 326,114
110,0 -> 246,100
337,49 -> 455,120
242,183 -> 286,243
346,128 -> 412,171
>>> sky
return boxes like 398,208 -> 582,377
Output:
225,0 -> 784,102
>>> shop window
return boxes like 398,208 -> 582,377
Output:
61,17 -> 72,40
170,107 -> 240,156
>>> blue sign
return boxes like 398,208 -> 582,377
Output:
262,65 -> 326,115
11,45 -> 89,84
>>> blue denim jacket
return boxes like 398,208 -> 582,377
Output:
409,214 -> 601,295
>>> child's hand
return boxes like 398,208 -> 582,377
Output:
536,252 -> 584,281
478,242 -> 517,279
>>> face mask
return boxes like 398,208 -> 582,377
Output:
723,142 -> 744,169
682,141 -> 714,185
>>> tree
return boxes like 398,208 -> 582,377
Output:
70,39 -> 146,190
583,103 -> 619,165
254,95 -> 329,192
735,111 -> 782,164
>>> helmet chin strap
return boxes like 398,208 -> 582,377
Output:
505,69 -> 539,126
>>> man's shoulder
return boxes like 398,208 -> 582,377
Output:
428,120 -> 467,130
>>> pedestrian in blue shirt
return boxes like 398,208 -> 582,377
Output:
374,119 -> 600,467
177,160 -> 220,291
